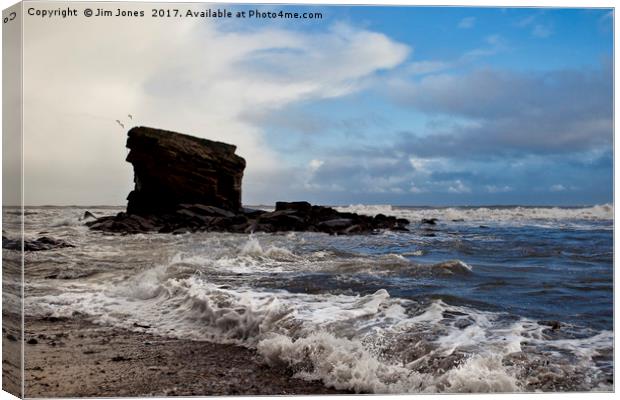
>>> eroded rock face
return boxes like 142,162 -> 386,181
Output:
125,127 -> 246,215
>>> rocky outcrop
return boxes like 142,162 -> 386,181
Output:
125,127 -> 245,215
87,127 -> 410,235
87,201 -> 409,235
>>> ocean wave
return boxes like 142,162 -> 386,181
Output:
50,216 -> 81,227
336,204 -> 613,223
238,234 -> 298,260
25,260 -> 612,393
430,260 -> 472,275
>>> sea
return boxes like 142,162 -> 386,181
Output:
5,204 -> 614,393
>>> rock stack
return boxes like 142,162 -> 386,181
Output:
124,126 -> 245,214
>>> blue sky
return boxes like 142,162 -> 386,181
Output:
23,5 -> 613,206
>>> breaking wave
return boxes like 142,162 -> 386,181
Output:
337,204 -> 613,224
26,252 -> 612,393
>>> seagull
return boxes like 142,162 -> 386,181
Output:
115,120 -> 125,129
128,114 -> 133,120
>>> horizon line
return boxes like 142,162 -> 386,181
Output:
2,203 -> 613,209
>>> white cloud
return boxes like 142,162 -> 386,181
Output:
550,184 -> 566,192
408,157 -> 443,174
516,14 -> 538,27
485,185 -> 513,193
447,180 -> 471,194
409,184 -> 426,193
308,159 -> 324,172
407,60 -> 450,75
462,34 -> 507,59
458,17 -> 476,29
514,13 -> 552,39
532,24 -> 553,38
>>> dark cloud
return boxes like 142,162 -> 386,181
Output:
389,64 -> 612,158
247,62 -> 613,205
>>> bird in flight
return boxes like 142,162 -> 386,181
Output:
115,120 -> 125,129
128,114 -> 133,120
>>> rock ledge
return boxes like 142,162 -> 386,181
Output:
87,201 -> 409,235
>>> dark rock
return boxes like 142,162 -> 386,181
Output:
258,211 -> 307,231
110,355 -> 131,362
180,204 -> 236,218
538,320 -> 562,330
343,224 -> 365,234
3,235 -> 74,251
86,202 -> 409,235
421,218 -> 438,225
2,236 -> 14,249
6,334 -> 17,341
275,201 -> 312,213
454,318 -> 474,330
125,126 -> 245,215
82,211 -> 96,220
431,260 -> 472,275
27,338 -> 38,345
175,208 -> 208,222
86,214 -> 160,234
396,218 -> 410,226
41,316 -> 67,323
240,207 -> 266,217
318,218 -> 354,229
89,202 -> 410,235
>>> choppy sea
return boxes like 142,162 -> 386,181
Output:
4,204 -> 614,393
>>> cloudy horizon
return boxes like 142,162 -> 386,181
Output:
16,4 -> 613,206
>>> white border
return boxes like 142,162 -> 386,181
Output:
0,1 -> 616,400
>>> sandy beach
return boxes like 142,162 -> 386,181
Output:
22,315 -> 346,397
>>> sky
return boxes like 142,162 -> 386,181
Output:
18,3 -> 613,206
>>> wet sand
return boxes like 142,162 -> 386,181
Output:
2,313 -> 22,397
22,315 -> 347,397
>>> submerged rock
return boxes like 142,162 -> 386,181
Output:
2,236 -> 75,251
82,211 -> 97,220
538,320 -> 562,330
430,260 -> 472,275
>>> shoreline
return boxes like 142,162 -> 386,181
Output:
23,315 -> 348,397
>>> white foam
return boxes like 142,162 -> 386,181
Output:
25,266 -> 612,393
336,204 -> 613,226
238,235 -> 297,260
49,216 -> 81,227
